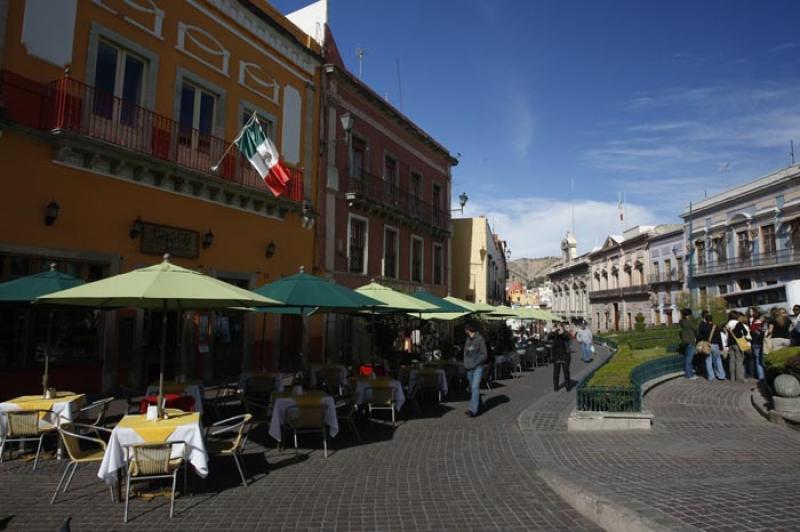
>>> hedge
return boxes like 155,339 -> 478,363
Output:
587,345 -> 668,387
764,346 -> 800,373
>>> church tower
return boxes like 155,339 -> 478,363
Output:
560,231 -> 577,262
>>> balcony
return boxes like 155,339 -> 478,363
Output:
2,74 -> 303,203
589,285 -> 650,300
622,284 -> 651,297
345,169 -> 450,233
693,248 -> 800,276
648,269 -> 685,285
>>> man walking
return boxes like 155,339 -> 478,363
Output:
463,322 -> 488,417
576,321 -> 594,363
549,322 -> 572,391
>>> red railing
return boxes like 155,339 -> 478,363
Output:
42,76 -> 303,202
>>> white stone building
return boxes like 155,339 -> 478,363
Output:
647,225 -> 686,326
548,232 -> 591,324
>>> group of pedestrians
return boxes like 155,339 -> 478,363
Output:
679,304 -> 800,383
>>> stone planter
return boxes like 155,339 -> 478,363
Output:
772,374 -> 800,413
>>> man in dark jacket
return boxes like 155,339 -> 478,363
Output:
549,322 -> 572,391
463,322 -> 488,416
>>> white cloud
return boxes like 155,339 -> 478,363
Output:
769,42 -> 798,53
456,196 -> 660,259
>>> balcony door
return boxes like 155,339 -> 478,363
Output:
179,83 -> 216,155
92,40 -> 146,145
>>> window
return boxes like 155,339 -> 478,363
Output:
179,82 -> 216,152
351,137 -> 367,179
410,172 -> 422,217
432,184 -> 442,225
737,231 -> 751,259
652,262 -> 660,281
737,279 -> 752,291
433,243 -> 443,285
713,236 -> 727,261
762,224 -> 776,255
384,154 -> 398,201
695,241 -> 706,267
241,109 -> 274,141
676,257 -> 684,279
348,216 -> 368,274
93,40 -> 146,125
383,226 -> 399,279
718,284 -> 728,295
411,236 -> 424,283
663,259 -> 671,280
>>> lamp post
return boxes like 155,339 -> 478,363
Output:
450,192 -> 468,215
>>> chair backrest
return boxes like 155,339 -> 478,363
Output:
80,397 -> 113,426
280,374 -> 295,388
366,386 -> 394,405
58,423 -> 104,461
335,398 -> 357,419
7,410 -> 45,436
322,367 -> 342,386
286,404 -> 325,429
130,443 -> 173,476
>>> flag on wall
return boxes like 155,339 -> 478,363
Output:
234,114 -> 291,197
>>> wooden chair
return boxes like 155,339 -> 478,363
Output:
51,423 -> 115,504
206,414 -> 253,487
123,441 -> 187,522
0,409 -> 58,470
285,403 -> 328,458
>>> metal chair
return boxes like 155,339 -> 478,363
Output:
0,409 -> 58,470
414,372 -> 442,404
77,397 -> 114,428
206,414 -> 253,487
365,386 -> 396,426
120,387 -> 142,414
320,367 -> 344,396
123,441 -> 187,522
285,403 -> 328,458
208,380 -> 240,418
511,353 -> 523,378
242,395 -> 271,427
51,423 -> 115,504
334,397 -> 361,443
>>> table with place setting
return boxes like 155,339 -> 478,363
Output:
408,368 -> 449,397
353,377 -> 406,411
0,391 -> 86,436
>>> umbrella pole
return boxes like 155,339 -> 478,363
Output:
42,310 -> 53,397
158,301 -> 167,419
260,313 -> 267,371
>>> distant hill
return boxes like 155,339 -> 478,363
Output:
509,257 -> 560,287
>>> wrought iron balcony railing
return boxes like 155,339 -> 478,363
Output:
693,248 -> 800,275
648,269 -> 685,284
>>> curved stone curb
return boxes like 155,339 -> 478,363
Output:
751,386 -> 800,428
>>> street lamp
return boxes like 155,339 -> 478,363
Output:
340,112 -> 354,135
450,192 -> 468,214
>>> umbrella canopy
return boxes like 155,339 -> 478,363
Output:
488,305 -> 519,317
356,282 -> 438,312
253,268 -> 383,311
39,257 -> 278,309
412,290 -> 470,313
443,295 -> 495,313
417,310 -> 471,321
0,265 -> 84,302
537,309 -> 563,322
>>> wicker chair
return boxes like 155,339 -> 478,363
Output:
0,409 -> 58,470
334,397 -> 361,443
285,404 -> 328,458
365,386 -> 396,426
123,441 -> 187,522
206,414 -> 253,487
51,423 -> 114,504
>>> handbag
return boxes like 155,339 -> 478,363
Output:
695,325 -> 715,356
728,325 -> 751,352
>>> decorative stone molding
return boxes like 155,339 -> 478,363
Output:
176,22 -> 230,77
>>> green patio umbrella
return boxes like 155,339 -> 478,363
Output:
0,264 -> 85,396
412,289 -> 472,321
443,295 -> 495,314
254,268 -> 385,366
488,305 -> 519,318
39,255 -> 279,415
514,307 -> 548,321
537,309 -> 562,322
356,282 -> 438,312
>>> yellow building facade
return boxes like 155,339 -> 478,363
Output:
0,0 -> 323,395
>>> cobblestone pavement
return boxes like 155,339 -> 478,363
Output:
521,349 -> 800,531
0,356 -> 601,531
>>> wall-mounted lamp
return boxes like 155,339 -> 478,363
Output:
265,241 -> 277,258
45,201 -> 60,226
202,230 -> 214,249
340,112 -> 354,134
129,217 -> 143,239
450,192 -> 469,214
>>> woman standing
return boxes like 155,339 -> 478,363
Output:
768,307 -> 792,351
725,311 -> 750,383
747,307 -> 765,382
698,311 -> 726,381
679,308 -> 698,380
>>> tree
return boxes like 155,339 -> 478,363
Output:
676,290 -> 727,325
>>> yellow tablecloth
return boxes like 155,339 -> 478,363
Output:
6,392 -> 84,416
118,412 -> 200,443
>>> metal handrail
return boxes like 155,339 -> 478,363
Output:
694,247 -> 800,275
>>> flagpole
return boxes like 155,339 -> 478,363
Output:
210,112 -> 260,172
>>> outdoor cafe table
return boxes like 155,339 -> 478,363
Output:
308,364 -> 348,389
408,368 -> 449,396
0,392 -> 86,436
145,381 -> 204,415
353,378 -> 405,411
97,412 -> 208,485
268,391 -> 338,442
239,372 -> 285,395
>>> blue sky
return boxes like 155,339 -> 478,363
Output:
273,0 -> 800,257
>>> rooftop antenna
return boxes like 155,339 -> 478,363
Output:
355,47 -> 368,80
791,139 -> 796,166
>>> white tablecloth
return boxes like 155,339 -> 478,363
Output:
354,379 -> 405,411
309,365 -> 348,388
97,414 -> 208,485
0,393 -> 85,437
145,383 -> 204,415
268,396 -> 338,442
409,369 -> 448,396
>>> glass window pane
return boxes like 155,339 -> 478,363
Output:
120,55 -> 144,125
179,84 -> 194,144
198,91 -> 215,135
93,42 -> 117,118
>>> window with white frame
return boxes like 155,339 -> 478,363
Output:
179,81 -> 217,152
348,216 -> 368,274
433,243 -> 444,285
411,236 -> 424,283
93,40 -> 146,126
383,226 -> 399,278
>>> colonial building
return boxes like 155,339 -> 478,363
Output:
451,217 -> 508,305
507,281 -> 540,307
647,225 -> 685,326
589,226 -> 653,332
548,232 -> 590,324
681,165 -> 800,304
0,0 -> 323,395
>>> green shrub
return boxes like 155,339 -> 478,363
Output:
634,312 -> 646,332
587,345 -> 668,387
785,355 -> 800,380
764,346 -> 800,372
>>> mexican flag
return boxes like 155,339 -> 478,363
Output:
235,116 -> 291,197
